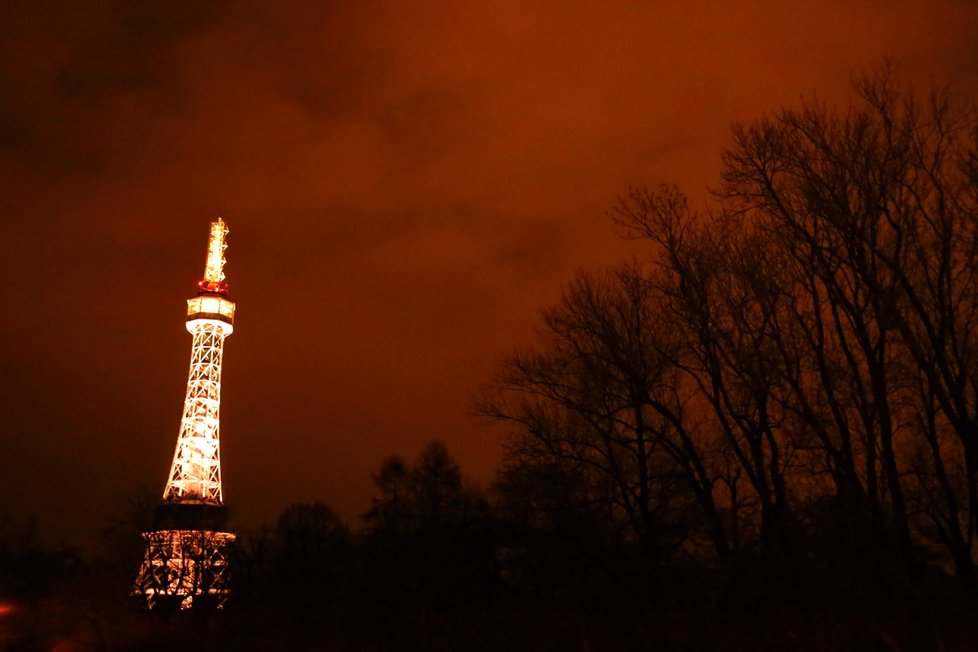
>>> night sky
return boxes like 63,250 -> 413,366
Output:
2,1 -> 977,551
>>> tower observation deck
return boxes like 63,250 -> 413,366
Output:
133,218 -> 237,610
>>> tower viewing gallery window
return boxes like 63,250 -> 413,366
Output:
188,295 -> 235,320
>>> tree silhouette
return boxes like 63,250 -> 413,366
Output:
479,266 -> 730,564
487,66 -> 978,599
617,67 -> 978,590
361,441 -> 495,611
274,502 -> 350,594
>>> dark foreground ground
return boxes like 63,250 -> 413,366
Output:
4,554 -> 978,652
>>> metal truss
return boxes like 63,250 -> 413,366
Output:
163,320 -> 231,504
134,529 -> 235,610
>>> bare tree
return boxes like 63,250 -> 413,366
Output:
479,265 -> 730,559
717,67 -> 978,587
613,66 -> 978,587
615,192 -> 798,555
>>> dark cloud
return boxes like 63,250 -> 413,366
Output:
2,0 -> 977,550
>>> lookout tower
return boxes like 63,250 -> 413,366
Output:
133,218 -> 237,610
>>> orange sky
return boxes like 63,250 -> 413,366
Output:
2,0 -> 977,550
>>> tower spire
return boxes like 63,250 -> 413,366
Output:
133,218 -> 238,610
201,217 -> 229,293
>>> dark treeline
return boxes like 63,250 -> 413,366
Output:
493,70 -> 978,566
481,70 -> 978,647
479,67 -> 978,648
5,68 -> 978,650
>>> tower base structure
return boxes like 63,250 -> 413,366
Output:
133,504 -> 235,610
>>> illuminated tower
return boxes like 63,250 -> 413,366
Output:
133,218 -> 237,610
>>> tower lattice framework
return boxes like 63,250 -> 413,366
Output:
133,218 -> 238,610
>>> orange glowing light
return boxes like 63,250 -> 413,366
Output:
204,218 -> 229,285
